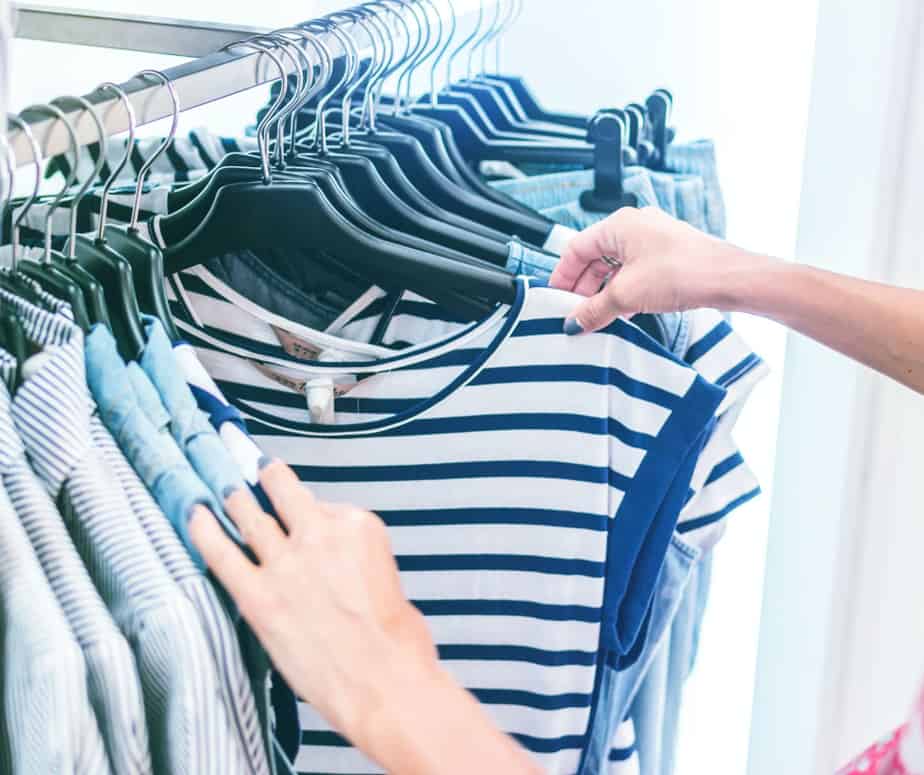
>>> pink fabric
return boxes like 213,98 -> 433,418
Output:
837,682 -> 924,775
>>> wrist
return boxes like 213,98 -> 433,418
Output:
695,245 -> 786,313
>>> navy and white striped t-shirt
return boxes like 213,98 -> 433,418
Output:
166,273 -> 724,774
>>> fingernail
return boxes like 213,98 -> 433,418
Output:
221,485 -> 240,502
258,455 -> 274,471
563,317 -> 585,336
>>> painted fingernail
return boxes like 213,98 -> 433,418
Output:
258,455 -> 274,471
563,317 -> 584,336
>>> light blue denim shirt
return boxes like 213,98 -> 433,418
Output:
84,324 -> 222,568
138,316 -> 249,507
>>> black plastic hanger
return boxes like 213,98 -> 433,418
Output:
3,109 -> 93,329
66,81 -> 148,360
97,72 -> 183,343
163,180 -> 515,319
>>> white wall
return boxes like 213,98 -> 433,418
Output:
750,0 -> 924,771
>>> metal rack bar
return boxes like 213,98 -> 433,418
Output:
14,5 -> 267,57
8,1 -> 492,168
7,47 -> 300,167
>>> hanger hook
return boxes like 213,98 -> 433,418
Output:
404,0 -> 444,108
396,0 -> 433,112
4,115 -> 42,272
428,0 -> 456,104
274,27 -> 327,157
482,0 -> 513,74
246,33 -> 308,167
324,10 -> 375,147
363,1 -> 411,127
21,103 -> 79,264
309,19 -> 358,154
127,70 -> 180,230
468,0 -> 500,79
355,4 -> 395,133
493,0 -> 520,72
445,0 -> 483,88
220,38 -> 287,183
94,82 -> 136,241
293,22 -> 336,151
51,96 -> 106,259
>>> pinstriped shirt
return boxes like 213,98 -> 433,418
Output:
2,293 -> 251,775
0,378 -> 152,775
0,477 -> 112,774
89,415 -> 270,775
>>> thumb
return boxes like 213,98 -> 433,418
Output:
563,269 -> 640,335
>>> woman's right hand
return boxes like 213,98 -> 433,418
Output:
550,206 -> 765,334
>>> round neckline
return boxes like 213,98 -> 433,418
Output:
189,276 -> 530,437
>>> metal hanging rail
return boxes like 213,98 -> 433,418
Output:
14,5 -> 267,57
8,1 -> 494,168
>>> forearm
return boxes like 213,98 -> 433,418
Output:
709,251 -> 924,394
356,653 -> 542,775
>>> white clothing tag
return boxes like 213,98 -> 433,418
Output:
305,376 -> 336,424
542,224 -> 579,256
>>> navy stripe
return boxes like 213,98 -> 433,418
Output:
471,365 -> 681,409
291,460 -> 632,491
704,452 -> 744,486
179,273 -> 235,302
609,745 -> 636,762
685,321 -> 733,365
189,132 -> 217,168
300,730 -> 351,747
514,318 -> 674,360
164,140 -> 191,182
677,487 -> 761,532
377,507 -> 608,532
717,353 -> 763,387
512,733 -> 585,755
437,644 -> 597,667
251,410 -> 655,451
414,599 -> 602,622
398,553 -> 605,577
470,689 -> 591,710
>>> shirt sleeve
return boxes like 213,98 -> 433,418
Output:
677,309 -> 769,547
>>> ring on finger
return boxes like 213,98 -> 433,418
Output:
601,255 -> 623,271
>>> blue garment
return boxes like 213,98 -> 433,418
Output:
138,316 -> 249,506
84,324 -> 222,568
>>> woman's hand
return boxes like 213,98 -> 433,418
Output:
189,461 -> 542,775
550,206 -> 764,333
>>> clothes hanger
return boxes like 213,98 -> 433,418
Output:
0,129 -> 33,388
99,72 -> 182,343
347,1 -> 558,243
159,31 -> 516,319
6,104 -> 93,330
45,94 -> 113,328
285,17 -> 514,264
439,0 -> 585,141
478,0 -> 587,130
66,82 -> 147,360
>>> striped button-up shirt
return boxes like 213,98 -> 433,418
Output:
0,378 -> 152,774
4,292 -> 251,774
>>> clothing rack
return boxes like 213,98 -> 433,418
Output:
8,1 -> 492,168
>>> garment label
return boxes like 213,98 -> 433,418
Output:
251,361 -> 362,424
271,325 -> 324,361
